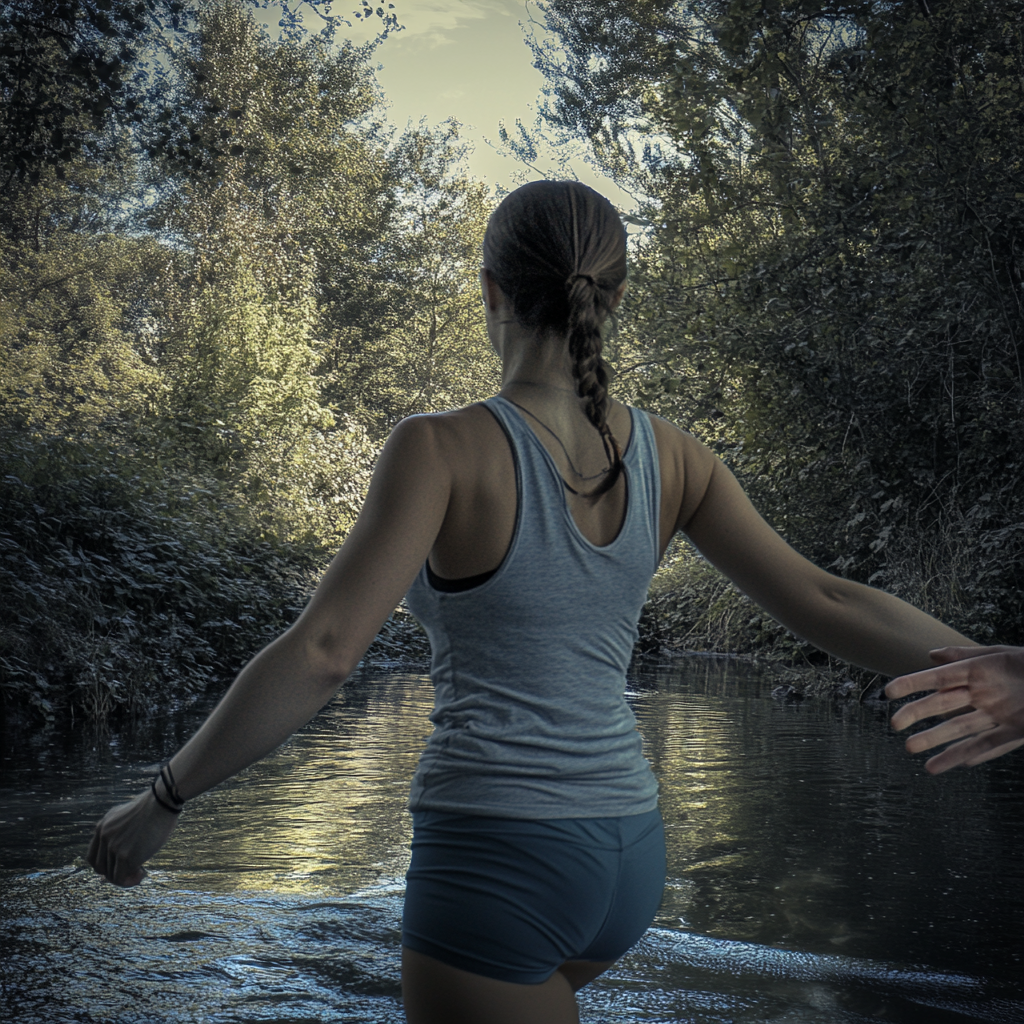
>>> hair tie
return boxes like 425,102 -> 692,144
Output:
565,272 -> 595,290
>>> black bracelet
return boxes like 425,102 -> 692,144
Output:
151,776 -> 183,814
160,764 -> 185,807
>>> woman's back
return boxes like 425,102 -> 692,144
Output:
424,395 -> 689,583
405,395 -> 663,819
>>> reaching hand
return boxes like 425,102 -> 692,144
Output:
87,786 -> 180,887
885,646 -> 1024,774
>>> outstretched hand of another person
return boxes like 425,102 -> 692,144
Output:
87,785 -> 180,887
886,646 -> 1024,774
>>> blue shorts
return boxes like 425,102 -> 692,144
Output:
401,807 -> 666,985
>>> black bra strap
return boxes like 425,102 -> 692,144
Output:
426,561 -> 498,593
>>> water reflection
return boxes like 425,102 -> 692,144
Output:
1,661 -> 1022,1022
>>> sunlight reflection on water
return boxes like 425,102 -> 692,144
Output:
2,663 -> 1022,1022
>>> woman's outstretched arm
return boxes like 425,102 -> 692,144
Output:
87,415 -> 452,886
674,435 -> 976,676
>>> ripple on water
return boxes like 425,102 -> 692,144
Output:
2,668 -> 1022,1022
1,867 -> 407,1024
3,868 -> 1022,1024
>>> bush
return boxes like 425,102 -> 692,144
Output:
0,430 -> 322,725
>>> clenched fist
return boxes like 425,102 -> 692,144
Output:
87,786 -> 180,887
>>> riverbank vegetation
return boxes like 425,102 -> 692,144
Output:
538,0 -> 1024,687
2,0 -> 1022,725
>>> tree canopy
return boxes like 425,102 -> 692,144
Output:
532,0 -> 1024,655
0,0 -> 481,724
2,0 -> 1022,724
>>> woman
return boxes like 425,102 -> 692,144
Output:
89,181 -> 975,1024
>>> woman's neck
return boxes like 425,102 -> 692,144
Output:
503,379 -> 577,395
498,335 -> 576,395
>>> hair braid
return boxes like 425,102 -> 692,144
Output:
565,274 -> 622,498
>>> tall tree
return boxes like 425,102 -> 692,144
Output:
533,0 -> 1024,641
150,0 -> 393,542
328,123 -> 500,436
0,0 -> 400,189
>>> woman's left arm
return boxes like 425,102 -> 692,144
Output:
88,414 -> 452,886
679,444 -> 976,675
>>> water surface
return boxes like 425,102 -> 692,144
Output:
2,660 -> 1022,1022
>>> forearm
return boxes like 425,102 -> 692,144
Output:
795,577 -> 976,676
166,627 -> 349,801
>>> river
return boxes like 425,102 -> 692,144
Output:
2,659 -> 1022,1022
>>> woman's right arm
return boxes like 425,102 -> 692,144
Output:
162,415 -> 454,801
88,414 -> 454,885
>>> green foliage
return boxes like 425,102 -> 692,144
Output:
537,0 -> 1024,653
328,123 -> 501,434
0,222 -> 167,435
0,430 -> 320,723
0,427 -> 427,725
0,0 -> 400,188
0,0 -> 480,725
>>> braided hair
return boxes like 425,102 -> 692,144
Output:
483,181 -> 627,497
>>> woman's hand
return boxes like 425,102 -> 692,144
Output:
87,786 -> 180,887
885,646 -> 1024,774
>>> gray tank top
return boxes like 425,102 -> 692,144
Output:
404,395 -> 661,819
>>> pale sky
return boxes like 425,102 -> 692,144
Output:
266,0 -> 638,211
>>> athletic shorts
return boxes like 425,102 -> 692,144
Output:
401,807 -> 666,985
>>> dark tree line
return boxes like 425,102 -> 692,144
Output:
0,0 -> 482,725
530,0 -> 1024,664
2,0 -> 1022,725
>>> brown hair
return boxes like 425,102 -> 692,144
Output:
483,180 -> 627,497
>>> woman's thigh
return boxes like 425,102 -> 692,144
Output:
402,947 -> 583,1024
556,958 -> 617,992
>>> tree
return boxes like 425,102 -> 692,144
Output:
148,0 -> 399,544
327,123 -> 500,436
0,0 -> 400,189
532,0 -> 1024,644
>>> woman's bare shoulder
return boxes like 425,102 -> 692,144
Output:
636,408 -> 714,464
633,408 -> 718,534
398,403 -> 508,468
407,401 -> 501,437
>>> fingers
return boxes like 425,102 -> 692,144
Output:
889,686 -> 972,731
88,840 -> 146,887
89,837 -> 146,886
923,728 -> 1024,775
112,856 -> 147,888
902,708 -> 995,754
886,649 -> 1011,700
962,735 -> 1024,767
885,662 -> 968,701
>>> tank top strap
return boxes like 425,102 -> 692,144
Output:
483,395 -> 660,574
619,402 -> 662,575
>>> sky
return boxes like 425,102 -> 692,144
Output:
260,0 -> 637,211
